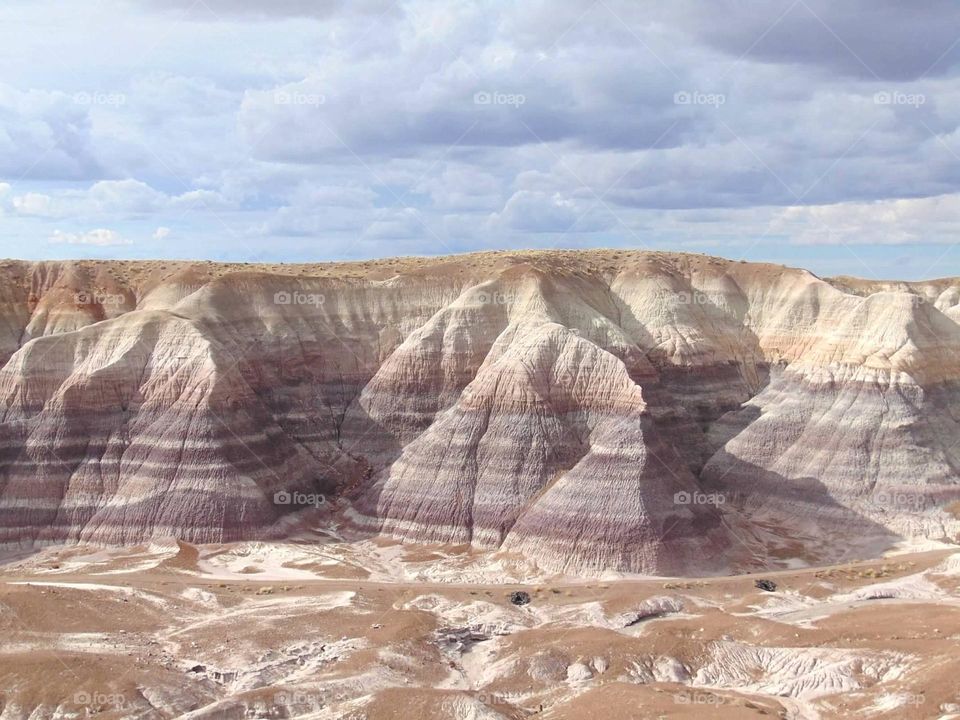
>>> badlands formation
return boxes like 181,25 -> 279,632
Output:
0,250 -> 959,574
2,249 -> 960,720
3,541 -> 960,719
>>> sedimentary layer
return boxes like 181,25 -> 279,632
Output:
0,251 -> 957,573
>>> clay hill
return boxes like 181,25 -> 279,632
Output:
1,250 -> 958,575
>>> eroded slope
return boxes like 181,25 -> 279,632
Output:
0,251 -> 957,574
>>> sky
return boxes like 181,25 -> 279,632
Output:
0,0 -> 959,279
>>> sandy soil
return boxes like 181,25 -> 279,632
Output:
1,535 -> 959,720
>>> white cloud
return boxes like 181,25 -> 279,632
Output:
362,207 -> 426,240
12,192 -> 54,216
86,179 -> 165,213
0,84 -> 100,180
153,226 -> 171,240
168,189 -> 231,211
770,194 -> 960,245
48,228 -> 132,246
490,190 -> 611,233
7,180 -> 233,220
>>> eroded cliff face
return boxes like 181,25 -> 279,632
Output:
0,251 -> 957,574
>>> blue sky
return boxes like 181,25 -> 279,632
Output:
0,0 -> 958,279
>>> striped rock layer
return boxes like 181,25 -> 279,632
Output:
0,252 -> 958,574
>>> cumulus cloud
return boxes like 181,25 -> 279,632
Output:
771,193 -> 960,245
48,228 -> 132,246
236,33 -> 686,162
229,0 -> 959,218
7,180 -> 232,219
86,179 -> 166,214
491,191 -> 609,233
362,207 -> 427,240
0,85 -> 101,180
12,192 -> 54,216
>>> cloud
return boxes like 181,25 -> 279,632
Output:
48,228 -> 132,246
1,0 -> 959,277
417,164 -> 505,211
362,207 -> 426,240
229,0 -> 959,220
86,179 -> 166,214
7,180 -> 233,219
0,85 -> 101,180
659,0 -> 960,81
169,189 -> 232,212
257,181 -> 379,237
237,47 -> 685,163
153,226 -> 171,240
12,192 -> 54,216
770,193 -> 960,245
491,190 -> 609,233
140,0 -> 398,19
289,184 -> 377,208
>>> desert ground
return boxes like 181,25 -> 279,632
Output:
2,522 -> 959,719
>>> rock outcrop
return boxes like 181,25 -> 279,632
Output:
702,291 -> 960,541
0,251 -> 957,574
